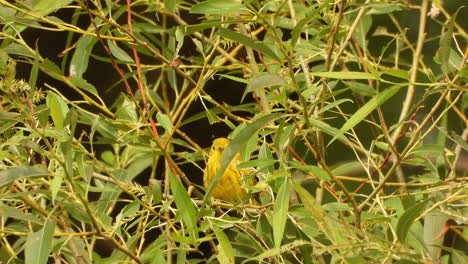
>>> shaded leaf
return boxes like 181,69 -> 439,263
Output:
0,205 -> 41,224
246,73 -> 286,92
396,199 -> 429,242
213,225 -> 234,264
218,28 -> 281,62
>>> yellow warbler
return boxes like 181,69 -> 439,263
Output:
203,137 -> 249,202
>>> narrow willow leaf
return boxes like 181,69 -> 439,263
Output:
438,8 -> 460,75
382,69 -> 409,80
217,28 -> 281,62
69,76 -> 99,97
317,98 -> 353,114
169,172 -> 198,241
345,82 -> 377,97
190,0 -> 248,15
331,161 -> 362,175
149,179 -> 163,204
106,40 -> 134,62
0,205 -> 41,224
328,85 -> 401,146
308,118 -> 347,142
203,113 -> 282,205
354,14 -> 372,50
273,179 -> 290,248
213,225 -> 234,264
183,20 -> 254,34
0,167 -> 49,188
396,199 -> 429,242
246,73 -> 286,92
424,209 -> 447,260
258,140 -> 274,173
25,220 -> 56,264
32,0 -> 73,16
295,165 -> 331,182
322,202 -> 353,212
69,35 -> 96,77
237,158 -> 276,169
47,91 -> 69,130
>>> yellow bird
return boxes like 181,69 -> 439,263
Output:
203,137 -> 249,202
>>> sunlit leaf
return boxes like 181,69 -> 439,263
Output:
25,220 -> 56,264
272,179 -> 290,248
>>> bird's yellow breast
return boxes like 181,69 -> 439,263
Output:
203,138 -> 247,202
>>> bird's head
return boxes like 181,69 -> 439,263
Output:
211,137 -> 230,153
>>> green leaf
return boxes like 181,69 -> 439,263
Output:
272,179 -> 290,248
366,3 -> 404,15
40,59 -> 63,80
149,179 -> 163,204
164,0 -> 176,12
78,111 -> 119,141
49,175 -> 63,202
203,113 -> 282,205
25,220 -> 56,264
169,172 -> 198,241
345,82 -> 377,97
258,140 -> 274,173
308,118 -> 347,142
246,73 -> 286,92
331,161 -> 363,175
354,14 -> 372,50
69,35 -> 97,77
33,0 -> 73,16
307,71 -> 379,80
295,165 -> 331,182
156,112 -> 173,134
217,73 -> 249,84
183,19 -> 254,34
0,205 -> 41,224
412,144 -> 444,158
212,225 -> 234,264
382,69 -> 410,80
291,5 -> 324,46
424,209 -> 447,260
329,85 -> 401,145
47,91 -> 69,130
292,181 -> 325,223
438,8 -> 460,75
322,202 -> 352,212
190,0 -> 248,15
4,43 -> 36,58
317,98 -> 353,114
0,167 -> 49,188
237,158 -> 276,169
217,28 -> 281,62
396,199 -> 429,242
69,76 -> 99,97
